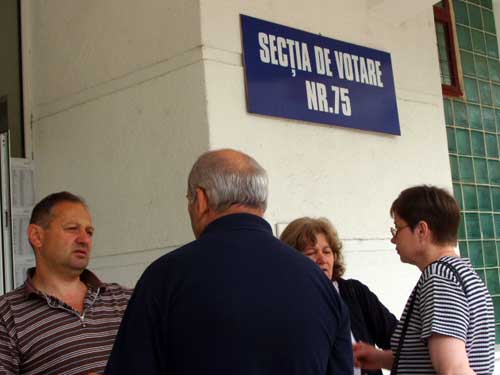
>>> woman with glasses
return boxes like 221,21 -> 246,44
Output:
354,185 -> 495,375
280,217 -> 397,375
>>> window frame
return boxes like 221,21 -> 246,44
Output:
434,0 -> 463,97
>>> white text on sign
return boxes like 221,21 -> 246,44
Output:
305,80 -> 351,116
257,32 -> 384,88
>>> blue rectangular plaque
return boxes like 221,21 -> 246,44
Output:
241,15 -> 401,135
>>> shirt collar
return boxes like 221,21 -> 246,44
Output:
200,213 -> 273,238
23,267 -> 105,297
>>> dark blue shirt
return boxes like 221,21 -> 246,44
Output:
105,213 -> 353,375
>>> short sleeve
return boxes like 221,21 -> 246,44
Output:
418,273 -> 469,343
0,316 -> 19,375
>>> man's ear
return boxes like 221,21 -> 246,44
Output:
194,187 -> 210,217
28,224 -> 44,252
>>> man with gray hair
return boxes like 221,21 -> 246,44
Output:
105,149 -> 353,375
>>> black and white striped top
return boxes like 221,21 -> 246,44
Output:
390,256 -> 495,375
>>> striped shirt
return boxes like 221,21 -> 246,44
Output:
390,256 -> 495,375
0,269 -> 132,375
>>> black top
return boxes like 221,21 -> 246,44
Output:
338,278 -> 398,375
106,213 -> 353,375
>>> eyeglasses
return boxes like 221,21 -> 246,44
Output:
390,225 -> 409,237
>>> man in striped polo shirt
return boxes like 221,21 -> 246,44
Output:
0,192 -> 132,375
354,185 -> 495,375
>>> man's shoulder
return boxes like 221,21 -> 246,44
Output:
152,235 -> 223,265
0,282 -> 29,298
101,282 -> 133,293
153,240 -> 199,266
135,242 -> 198,285
100,282 -> 134,300
0,283 -> 32,315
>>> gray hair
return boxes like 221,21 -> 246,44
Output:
187,149 -> 268,212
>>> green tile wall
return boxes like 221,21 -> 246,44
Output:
446,0 -> 500,342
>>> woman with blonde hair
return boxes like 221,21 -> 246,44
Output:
280,217 -> 397,375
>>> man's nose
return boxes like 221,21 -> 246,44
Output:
76,230 -> 92,244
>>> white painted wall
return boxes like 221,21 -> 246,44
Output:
30,0 -> 201,105
27,0 -> 209,286
200,0 -> 449,316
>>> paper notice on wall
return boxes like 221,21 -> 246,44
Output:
12,210 -> 32,258
11,158 -> 35,288
11,158 -> 35,209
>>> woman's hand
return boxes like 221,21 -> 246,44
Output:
353,341 -> 394,370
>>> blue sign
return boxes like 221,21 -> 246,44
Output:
241,15 -> 401,135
